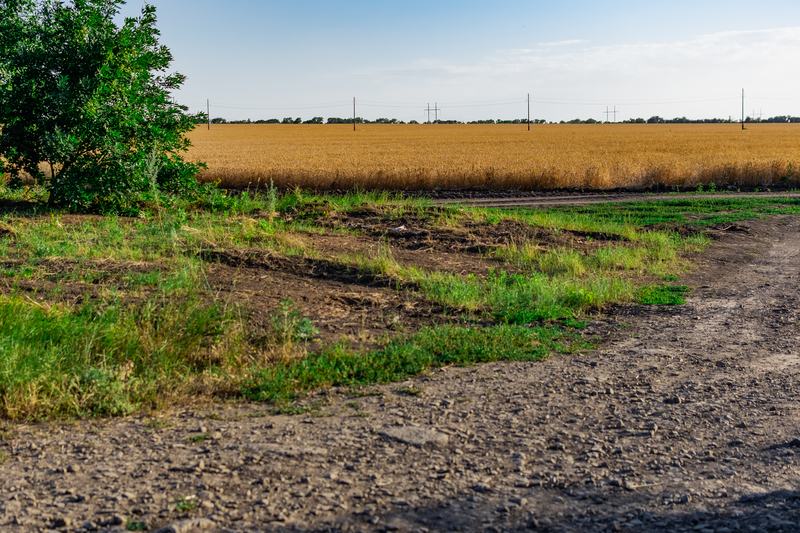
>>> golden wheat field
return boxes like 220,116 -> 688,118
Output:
185,123 -> 800,190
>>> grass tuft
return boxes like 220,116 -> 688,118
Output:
0,292 -> 243,419
637,285 -> 691,305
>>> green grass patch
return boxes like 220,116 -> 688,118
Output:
535,197 -> 800,227
413,268 -> 635,323
0,292 -> 244,419
637,285 -> 691,305
174,496 -> 198,513
244,324 -> 589,404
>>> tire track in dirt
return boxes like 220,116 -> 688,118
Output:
3,219 -> 800,533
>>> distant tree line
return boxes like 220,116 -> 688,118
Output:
198,115 -> 800,125
747,115 -> 800,123
618,116 -> 800,124
620,116 -> 732,124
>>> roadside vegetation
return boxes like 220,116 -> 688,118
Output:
2,186 -> 798,420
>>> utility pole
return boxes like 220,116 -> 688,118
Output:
604,106 -> 618,123
425,103 -> 441,123
207,99 -> 210,130
353,97 -> 356,131
527,93 -> 530,131
742,89 -> 745,130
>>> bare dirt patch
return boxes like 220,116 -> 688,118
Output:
270,203 -> 625,279
283,203 -> 625,251
0,258 -> 166,306
199,249 -> 451,351
3,216 -> 800,532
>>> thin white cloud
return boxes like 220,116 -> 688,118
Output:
377,26 -> 800,88
535,39 -> 587,47
337,27 -> 800,120
494,27 -> 800,75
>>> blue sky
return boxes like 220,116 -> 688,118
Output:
118,1 -> 800,122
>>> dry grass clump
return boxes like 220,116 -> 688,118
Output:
185,123 -> 800,190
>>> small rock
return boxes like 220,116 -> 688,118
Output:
472,484 -> 491,494
51,517 -> 70,528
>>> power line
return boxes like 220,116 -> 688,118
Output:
183,90 -> 800,122
217,95 -> 736,110
210,103 -> 350,111
186,93 -> 749,113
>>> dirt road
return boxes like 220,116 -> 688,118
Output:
2,217 -> 800,533
435,191 -> 800,209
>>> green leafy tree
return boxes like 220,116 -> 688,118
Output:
0,0 -> 205,212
